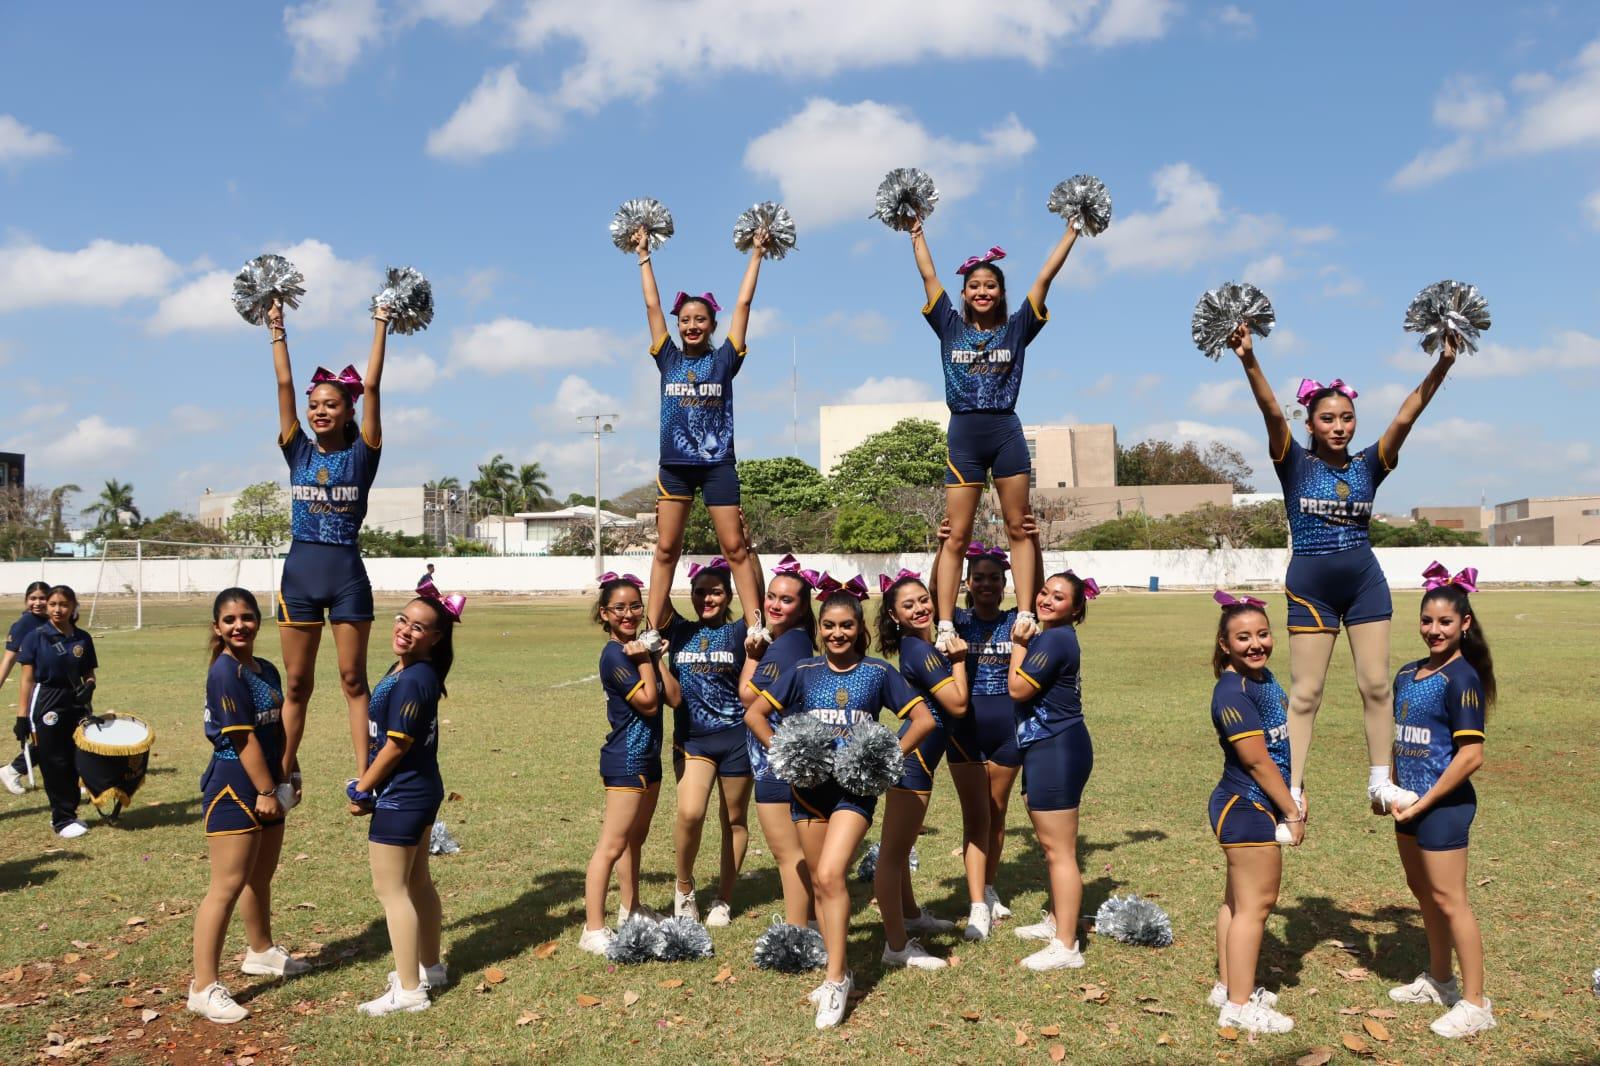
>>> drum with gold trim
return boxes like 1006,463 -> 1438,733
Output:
73,713 -> 155,820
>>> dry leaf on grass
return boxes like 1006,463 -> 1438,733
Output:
101,952 -> 118,961
118,996 -> 142,1008
1365,1008 -> 1396,1019
960,1010 -> 980,1022
447,791 -> 464,802
658,978 -> 684,989
1142,1005 -> 1174,1016
1476,877 -> 1494,887
1334,967 -> 1370,982
484,966 -> 507,985
1014,1029 -> 1028,1046
1295,1048 -> 1335,1066
623,990 -> 640,1007
72,972 -> 92,985
515,1011 -> 537,1027
1,966 -> 21,983
576,993 -> 601,1008
63,953 -> 81,965
1039,1024 -> 1060,1036
713,968 -> 733,984
533,941 -> 559,960
1341,1032 -> 1373,1055
1337,1007 -> 1364,1016
140,1009 -> 158,1023
1049,1044 -> 1066,1062
1217,1026 -> 1238,1041
1079,984 -> 1109,1004
1155,1032 -> 1172,1046
1525,1008 -> 1557,1021
1361,1018 -> 1391,1042
124,917 -> 146,927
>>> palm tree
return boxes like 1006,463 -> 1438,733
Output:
47,483 -> 80,542
471,455 -> 515,520
514,463 -> 552,512
84,479 -> 138,531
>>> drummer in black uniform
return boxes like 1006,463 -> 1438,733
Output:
16,586 -> 96,839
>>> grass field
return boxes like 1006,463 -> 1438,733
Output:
0,589 -> 1596,1065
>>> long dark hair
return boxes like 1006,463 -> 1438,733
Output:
1303,389 -> 1355,449
309,381 -> 360,446
208,587 -> 262,665
768,573 -> 817,647
819,590 -> 870,656
1211,603 -> 1270,679
47,584 -> 80,626
1420,585 -> 1496,710
691,568 -> 733,628
593,577 -> 643,635
875,576 -> 927,658
410,596 -> 456,696
1042,571 -> 1090,627
960,262 -> 1009,326
22,580 -> 49,613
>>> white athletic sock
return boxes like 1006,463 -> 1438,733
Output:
1290,786 -> 1304,805
1367,765 -> 1390,788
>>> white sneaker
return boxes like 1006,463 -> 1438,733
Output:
1218,996 -> 1294,1034
421,962 -> 448,988
963,902 -> 992,941
1430,997 -> 1495,1038
673,884 -> 699,920
1390,971 -> 1460,1006
882,938 -> 947,971
1368,781 -> 1417,814
357,973 -> 431,1016
1014,912 -> 1056,942
984,885 -> 1012,921
905,910 -> 955,935
241,944 -> 311,977
1209,982 -> 1278,1009
704,900 -> 732,927
619,903 -> 664,925
187,981 -> 249,1024
578,926 -> 615,955
1021,938 -> 1084,972
0,764 -> 25,794
813,971 -> 853,1029
57,821 -> 88,839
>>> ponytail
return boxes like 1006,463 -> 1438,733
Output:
875,576 -> 927,658
412,596 -> 456,696
1421,586 -> 1496,710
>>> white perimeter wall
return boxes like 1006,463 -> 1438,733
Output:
4,547 -> 1596,597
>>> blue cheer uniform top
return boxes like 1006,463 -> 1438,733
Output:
205,655 -> 286,768
955,606 -> 1015,696
18,625 -> 97,714
1210,668 -> 1290,807
922,290 -> 1047,413
281,423 -> 381,545
1392,657 -> 1486,800
896,635 -> 955,734
651,335 -> 744,465
746,627 -> 815,786
1274,438 -> 1392,556
754,655 -> 925,741
599,640 -> 663,778
666,616 -> 748,737
6,611 -> 49,654
366,661 -> 445,809
1012,626 -> 1083,748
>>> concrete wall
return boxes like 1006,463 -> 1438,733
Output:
1030,484 -> 1235,533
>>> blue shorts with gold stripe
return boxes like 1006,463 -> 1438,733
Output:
682,726 -> 752,776
943,705 -> 984,765
945,411 -> 1029,486
1284,545 -> 1391,634
657,462 -> 740,507
200,756 -> 283,836
1208,784 -> 1278,847
603,758 -> 663,792
894,724 -> 947,793
791,781 -> 877,824
277,541 -> 374,627
1395,784 -> 1475,851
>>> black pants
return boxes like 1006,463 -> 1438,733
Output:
31,699 -> 83,830
10,744 -> 38,776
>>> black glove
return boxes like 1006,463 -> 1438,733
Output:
12,717 -> 29,743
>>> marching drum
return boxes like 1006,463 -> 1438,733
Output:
73,713 -> 155,820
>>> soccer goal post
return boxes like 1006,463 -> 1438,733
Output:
87,540 -> 278,630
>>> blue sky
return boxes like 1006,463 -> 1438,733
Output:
2,1 -> 1597,523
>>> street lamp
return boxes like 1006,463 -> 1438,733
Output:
578,413 -> 617,576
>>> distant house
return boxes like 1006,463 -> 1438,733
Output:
471,505 -> 639,555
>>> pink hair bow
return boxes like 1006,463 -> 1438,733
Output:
415,577 -> 466,622
770,554 -> 821,589
818,574 -> 869,601
1422,561 -> 1478,593
1295,377 -> 1358,407
598,572 -> 644,589
688,557 -> 730,580
1213,590 -> 1267,609
1067,571 -> 1101,600
307,364 -> 365,399
966,541 -> 1011,568
956,246 -> 1006,275
877,568 -> 923,594
670,291 -> 721,316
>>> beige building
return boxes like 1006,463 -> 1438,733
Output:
1489,496 -> 1600,546
1411,506 -> 1491,533
1029,483 -> 1236,536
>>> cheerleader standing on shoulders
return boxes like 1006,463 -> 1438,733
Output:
747,581 -> 935,1029
347,585 -> 461,1016
1206,592 -> 1302,1035
737,555 -> 819,928
1229,324 -> 1459,816
633,226 -> 769,642
267,296 -> 389,787
1006,572 -> 1095,971
16,586 -> 95,838
189,589 -> 307,1025
874,570 -> 972,970
579,574 -> 665,954
1386,564 -> 1495,1039
1,582 -> 51,795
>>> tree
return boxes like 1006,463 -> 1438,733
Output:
546,519 -> 652,556
0,487 -> 56,560
84,478 -> 140,531
513,463 -> 552,512
449,535 -> 494,556
830,418 -> 948,504
832,502 -> 926,552
138,511 -> 229,549
424,476 -> 461,493
681,499 -> 720,554
739,457 -> 831,515
1029,492 -> 1086,550
47,483 -> 80,542
360,528 -> 437,557
1169,502 -> 1288,549
1117,439 -> 1255,493
1368,518 -> 1483,548
471,455 -> 515,519
226,481 -> 291,547
741,498 -> 834,555
608,481 -> 659,518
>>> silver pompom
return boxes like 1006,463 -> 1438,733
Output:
871,168 -> 939,231
232,254 -> 306,325
1592,967 -> 1599,997
655,916 -> 714,962
606,915 -> 666,964
732,202 -> 797,261
1093,893 -> 1173,948
1191,282 -> 1276,360
428,820 -> 460,855
832,720 -> 904,797
752,920 -> 827,973
768,714 -> 836,788
371,266 -> 434,335
611,198 -> 675,254
855,841 -> 919,882
1404,279 -> 1491,355
1046,175 -> 1113,236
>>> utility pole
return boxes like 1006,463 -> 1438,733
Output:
577,413 -> 617,576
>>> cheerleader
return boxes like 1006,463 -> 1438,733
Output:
909,220 -> 1078,656
1006,572 -> 1094,971
580,574 -> 665,954
659,559 -> 750,926
347,585 -> 460,1016
266,296 -> 389,786
746,581 -> 935,1029
1206,592 -> 1302,1035
16,586 -> 95,838
189,589 -> 307,1025
1,581 -> 51,795
737,555 -> 819,927
632,226 -> 768,640
874,570 -> 972,970
1229,324 -> 1459,815
1386,564 -> 1495,1039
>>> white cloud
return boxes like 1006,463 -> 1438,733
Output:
384,351 -> 441,393
19,402 -> 67,425
0,115 -> 65,166
448,317 -> 623,374
1138,418 -> 1256,453
1242,253 -> 1290,286
1089,0 -> 1177,47
149,269 -> 240,333
424,65 -> 559,160
1363,383 -> 1413,411
1216,4 -> 1254,34
841,376 -> 934,405
1432,77 -> 1507,131
1584,189 -> 1600,230
1083,372 -> 1116,396
1390,136 -> 1476,190
534,437 -> 654,497
743,99 -> 1034,228
1092,163 -> 1279,273
402,0 -> 495,26
1390,329 -> 1600,379
743,307 -> 786,342
382,406 -> 434,433
148,238 -> 375,333
461,268 -> 499,305
1133,372 -> 1163,395
1507,37 -> 1600,154
1290,225 -> 1336,244
0,239 -> 181,313
1318,265 -> 1364,298
284,0 -> 382,86
37,415 -> 138,464
169,403 -> 227,432
548,374 -> 620,415
1191,380 -> 1245,415
1269,326 -> 1305,354
1409,416 -> 1497,449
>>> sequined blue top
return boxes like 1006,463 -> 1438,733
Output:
652,335 -> 743,466
954,606 -> 1015,696
666,616 -> 748,737
281,424 -> 381,545
1211,669 -> 1290,806
1274,438 -> 1392,556
922,290 -> 1047,413
755,655 -> 924,742
204,655 -> 285,768
1393,657 -> 1485,798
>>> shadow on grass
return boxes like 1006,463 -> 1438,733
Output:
0,848 -> 89,892
1269,895 -> 1427,990
93,796 -> 201,831
438,866 -> 590,988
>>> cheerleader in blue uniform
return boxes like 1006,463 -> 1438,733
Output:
347,585 -> 460,1017
16,586 -> 95,838
874,570 -> 972,971
189,589 -> 307,1024
747,581 -> 935,1029
1386,564 -> 1495,1039
580,574 -> 665,955
1006,572 -> 1095,972
266,297 -> 389,787
1228,324 -> 1459,816
1206,592 -> 1301,1036
659,558 -> 750,927
737,554 -> 818,928
632,227 -> 769,641
1,582 -> 51,795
